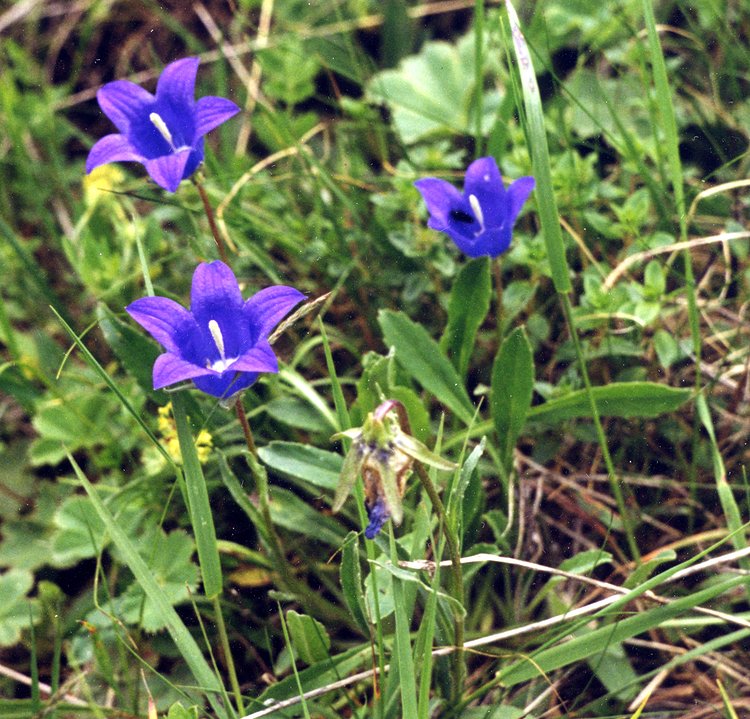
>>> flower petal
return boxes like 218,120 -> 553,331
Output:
243,286 -> 306,339
194,96 -> 240,137
365,497 -> 390,539
190,261 -> 244,326
506,176 -> 536,222
152,353 -> 215,389
229,341 -> 278,373
126,296 -> 197,353
96,80 -> 155,134
463,156 -> 507,227
144,148 -> 192,192
193,370 -> 258,398
156,57 -> 200,106
86,134 -> 144,173
414,177 -> 466,232
464,227 -> 512,258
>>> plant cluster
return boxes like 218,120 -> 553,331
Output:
1,2 -> 749,719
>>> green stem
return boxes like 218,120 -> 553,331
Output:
414,462 -> 465,693
386,400 -> 465,698
212,595 -> 244,715
560,293 -> 640,561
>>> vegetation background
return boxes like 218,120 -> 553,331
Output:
1,0 -> 749,717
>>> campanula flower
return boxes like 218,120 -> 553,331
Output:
414,157 -> 535,258
86,57 -> 240,192
332,400 -> 456,539
126,261 -> 304,399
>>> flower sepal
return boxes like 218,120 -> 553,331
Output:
331,400 -> 456,539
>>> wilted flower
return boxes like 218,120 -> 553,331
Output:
414,156 -> 535,258
126,261 -> 304,399
86,57 -> 239,192
332,401 -> 456,539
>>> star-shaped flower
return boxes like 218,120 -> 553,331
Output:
414,157 -> 535,258
126,261 -> 304,399
86,57 -> 240,192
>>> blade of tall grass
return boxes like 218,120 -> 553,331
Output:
389,528 -> 418,717
501,0 -> 638,559
69,454 -> 226,718
171,393 -> 223,600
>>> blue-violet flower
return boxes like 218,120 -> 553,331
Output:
126,261 -> 304,399
414,156 -> 535,258
86,57 -> 240,192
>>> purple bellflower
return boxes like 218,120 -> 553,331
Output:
414,156 -> 535,258
126,261 -> 304,399
86,57 -> 240,192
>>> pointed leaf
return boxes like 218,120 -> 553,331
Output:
340,532 -> 370,633
379,310 -> 474,425
286,610 -> 331,665
491,326 -> 534,467
440,257 -> 492,378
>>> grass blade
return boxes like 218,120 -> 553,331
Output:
69,453 -> 226,717
171,393 -> 223,600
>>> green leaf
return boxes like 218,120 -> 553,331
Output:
528,382 -> 691,423
653,329 -> 681,368
286,610 -> 331,665
365,558 -> 394,621
379,310 -> 475,425
340,532 -> 370,634
49,496 -> 106,567
448,439 -> 485,541
259,442 -> 343,491
373,560 -> 466,618
30,393 -> 117,466
167,702 -> 199,719
172,394 -> 223,600
117,529 -> 199,632
270,487 -> 347,547
441,257 -> 492,378
265,396 -> 331,433
0,569 -> 38,647
367,32 -> 501,143
491,326 -> 534,466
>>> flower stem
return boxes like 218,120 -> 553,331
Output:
212,595 -> 245,715
386,401 -> 465,700
560,293 -> 640,561
413,462 -> 465,699
235,399 -> 259,458
194,177 -> 229,264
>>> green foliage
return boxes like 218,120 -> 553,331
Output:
286,609 -> 331,665
1,1 -> 749,716
367,31 -> 503,143
0,569 -> 38,647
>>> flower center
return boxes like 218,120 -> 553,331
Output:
468,194 -> 485,234
149,112 -> 178,152
207,319 -> 238,372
